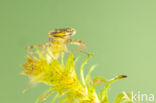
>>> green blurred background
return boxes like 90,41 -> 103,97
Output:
0,0 -> 156,103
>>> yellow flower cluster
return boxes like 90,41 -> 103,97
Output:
22,47 -> 136,103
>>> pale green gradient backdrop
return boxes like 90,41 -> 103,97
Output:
0,0 -> 156,103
